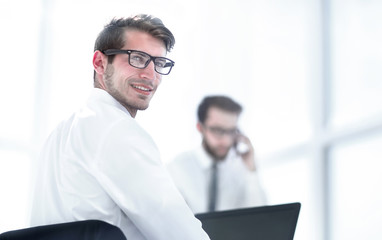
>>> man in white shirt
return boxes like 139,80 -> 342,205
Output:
167,96 -> 267,214
29,14 -> 210,240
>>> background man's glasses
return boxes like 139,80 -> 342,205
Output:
204,125 -> 239,138
102,49 -> 175,75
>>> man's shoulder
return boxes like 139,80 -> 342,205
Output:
76,91 -> 139,131
52,97 -> 147,151
172,148 -> 199,162
167,147 -> 206,170
86,88 -> 134,119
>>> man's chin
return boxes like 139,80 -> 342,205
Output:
203,141 -> 229,160
213,151 -> 229,160
137,105 -> 149,111
136,99 -> 151,110
130,101 -> 150,111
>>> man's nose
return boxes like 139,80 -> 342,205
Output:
139,60 -> 157,80
220,134 -> 235,146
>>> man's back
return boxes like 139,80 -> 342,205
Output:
29,89 -> 152,238
30,89 -> 209,240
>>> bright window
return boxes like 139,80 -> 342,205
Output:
329,132 -> 382,239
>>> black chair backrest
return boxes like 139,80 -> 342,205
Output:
0,220 -> 126,240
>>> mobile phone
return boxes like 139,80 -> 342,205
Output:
234,139 -> 250,154
234,129 -> 250,154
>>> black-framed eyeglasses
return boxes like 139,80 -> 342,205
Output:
102,49 -> 175,75
203,125 -> 239,138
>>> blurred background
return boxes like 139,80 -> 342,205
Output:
1,0 -> 382,239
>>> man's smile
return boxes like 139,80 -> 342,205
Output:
132,84 -> 153,95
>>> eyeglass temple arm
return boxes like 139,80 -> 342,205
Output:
102,49 -> 129,55
164,62 -> 175,67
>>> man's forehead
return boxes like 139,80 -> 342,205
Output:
206,107 -> 239,126
123,30 -> 166,52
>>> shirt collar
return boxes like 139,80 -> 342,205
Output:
195,145 -> 213,170
195,145 -> 238,170
89,88 -> 132,117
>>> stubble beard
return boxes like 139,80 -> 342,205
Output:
104,64 -> 150,112
203,139 -> 229,161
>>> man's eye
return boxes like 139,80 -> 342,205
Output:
211,128 -> 225,135
155,60 -> 166,68
131,55 -> 146,63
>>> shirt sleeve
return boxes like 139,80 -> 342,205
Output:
230,154 -> 268,208
244,170 -> 268,206
94,119 -> 210,240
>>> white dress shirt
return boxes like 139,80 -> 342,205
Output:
29,88 -> 210,240
166,146 -> 267,214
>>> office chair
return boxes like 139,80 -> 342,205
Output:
0,220 -> 126,240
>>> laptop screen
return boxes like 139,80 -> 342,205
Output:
195,202 -> 301,240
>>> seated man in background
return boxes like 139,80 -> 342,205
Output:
167,95 -> 267,214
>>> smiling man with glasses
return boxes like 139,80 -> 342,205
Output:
167,96 -> 267,214
29,14 -> 210,240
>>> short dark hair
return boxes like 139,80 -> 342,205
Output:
93,14 -> 175,80
197,96 -> 243,124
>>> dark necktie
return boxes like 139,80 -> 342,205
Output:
208,161 -> 218,212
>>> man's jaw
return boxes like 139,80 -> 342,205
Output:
203,141 -> 230,160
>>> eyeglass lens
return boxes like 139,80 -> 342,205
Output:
207,126 -> 239,138
129,51 -> 172,75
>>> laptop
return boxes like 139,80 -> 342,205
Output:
195,202 -> 301,240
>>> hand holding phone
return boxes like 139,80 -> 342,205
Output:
235,140 -> 250,154
234,130 -> 256,171
234,130 -> 252,155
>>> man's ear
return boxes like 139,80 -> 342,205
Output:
93,50 -> 108,89
93,50 -> 107,75
196,122 -> 202,133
